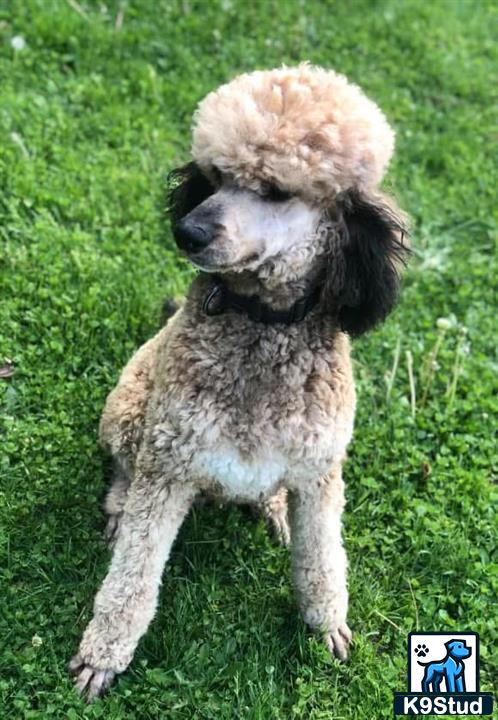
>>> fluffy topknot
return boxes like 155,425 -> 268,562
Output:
191,63 -> 395,202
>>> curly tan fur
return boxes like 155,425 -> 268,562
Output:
193,63 -> 394,201
70,65 -> 408,701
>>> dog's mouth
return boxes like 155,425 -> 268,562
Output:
187,250 -> 261,273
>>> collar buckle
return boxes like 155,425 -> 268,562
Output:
202,282 -> 226,316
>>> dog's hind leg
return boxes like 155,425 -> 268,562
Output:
421,674 -> 430,693
421,665 -> 435,693
99,330 -> 164,462
261,487 -> 290,546
99,327 -> 169,543
289,463 -> 351,661
432,675 -> 443,692
103,460 -> 130,545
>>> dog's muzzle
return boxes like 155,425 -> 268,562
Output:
173,205 -> 221,256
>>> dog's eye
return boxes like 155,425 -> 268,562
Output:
260,182 -> 292,203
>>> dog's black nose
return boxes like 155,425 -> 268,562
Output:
174,218 -> 215,254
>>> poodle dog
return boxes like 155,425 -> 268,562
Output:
69,64 -> 408,700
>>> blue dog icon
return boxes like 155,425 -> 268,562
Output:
418,639 -> 471,693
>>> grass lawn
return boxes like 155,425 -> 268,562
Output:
1,0 -> 497,717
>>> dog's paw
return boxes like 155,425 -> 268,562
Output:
415,643 -> 429,658
266,507 -> 291,547
69,654 -> 116,702
324,624 -> 352,662
261,489 -> 290,547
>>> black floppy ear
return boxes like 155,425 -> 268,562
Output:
323,189 -> 409,337
167,162 -> 215,226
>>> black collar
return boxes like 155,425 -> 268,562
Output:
202,277 -> 322,325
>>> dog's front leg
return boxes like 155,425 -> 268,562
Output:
289,464 -> 351,661
70,474 -> 195,701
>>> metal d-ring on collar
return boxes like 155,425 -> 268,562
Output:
202,276 -> 322,325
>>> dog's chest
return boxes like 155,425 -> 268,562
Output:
158,317 -> 355,500
192,443 -> 289,501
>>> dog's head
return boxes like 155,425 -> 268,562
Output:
168,64 -> 409,335
445,640 -> 472,660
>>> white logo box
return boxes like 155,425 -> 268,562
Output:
408,632 -> 478,693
